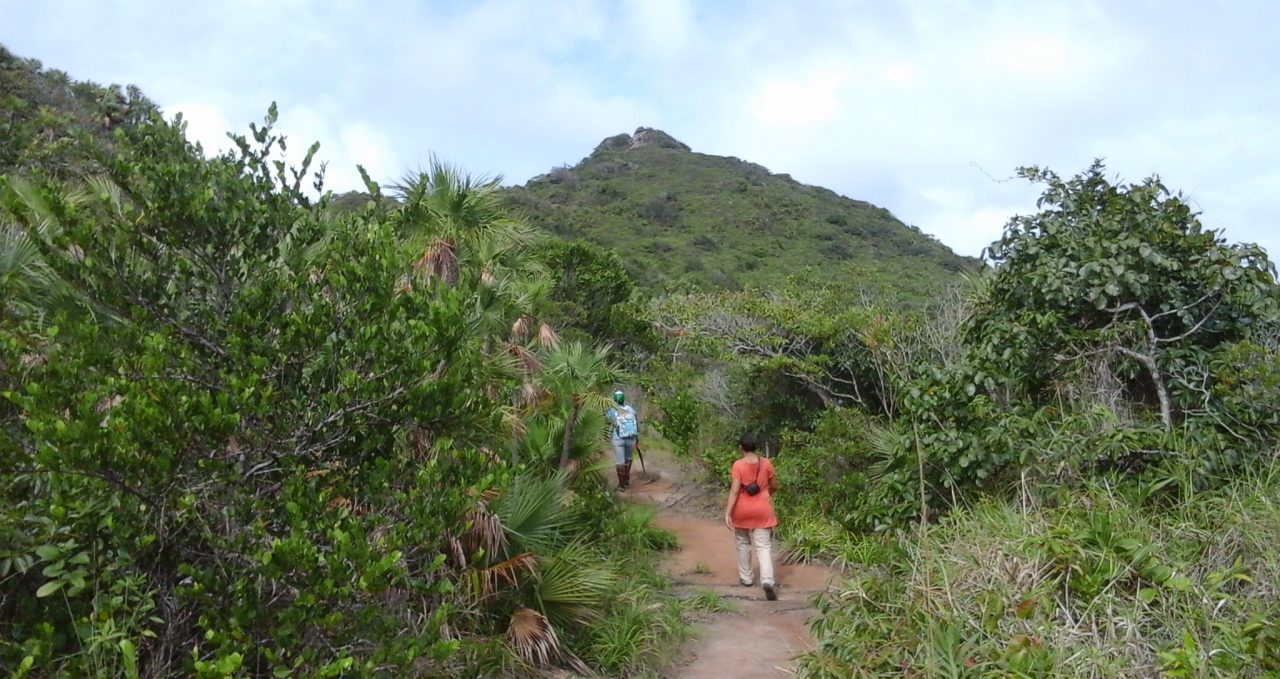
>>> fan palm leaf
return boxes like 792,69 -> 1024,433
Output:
536,323 -> 561,350
507,607 -> 560,668
492,470 -> 576,555
515,411 -> 608,471
533,541 -> 617,627
864,422 -> 913,483
0,225 -> 59,311
461,500 -> 507,562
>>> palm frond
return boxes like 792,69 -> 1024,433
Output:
83,175 -> 129,221
517,382 -> 547,410
0,224 -> 68,317
534,541 -> 617,627
516,412 -> 606,469
501,405 -> 529,439
505,341 -> 542,375
414,238 -> 458,287
510,316 -> 532,343
492,470 -> 575,555
536,323 -> 561,350
461,499 -> 508,562
865,422 -> 912,482
480,551 -> 536,601
507,607 -> 560,668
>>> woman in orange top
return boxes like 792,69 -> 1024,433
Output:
723,432 -> 779,600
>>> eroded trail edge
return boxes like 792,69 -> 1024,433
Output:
622,449 -> 839,679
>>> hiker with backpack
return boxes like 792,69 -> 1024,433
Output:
723,432 -> 779,600
606,390 -> 640,490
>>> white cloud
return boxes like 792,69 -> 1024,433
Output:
3,0 -> 1278,260
751,67 -> 848,125
167,102 -> 235,156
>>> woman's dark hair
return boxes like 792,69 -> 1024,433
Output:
738,432 -> 760,452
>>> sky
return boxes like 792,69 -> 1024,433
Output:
3,0 -> 1278,259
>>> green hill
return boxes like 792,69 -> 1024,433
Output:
0,45 -> 156,178
500,127 -> 977,298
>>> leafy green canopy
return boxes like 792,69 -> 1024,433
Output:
969,162 -> 1277,412
679,164 -> 1280,536
533,239 -> 652,356
0,104 -> 676,676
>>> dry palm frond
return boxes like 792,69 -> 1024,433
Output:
507,608 -> 560,668
484,382 -> 500,400
480,267 -> 496,287
415,238 -> 459,287
446,535 -> 467,569
327,496 -> 353,512
560,458 -> 581,478
536,323 -> 561,350
461,500 -> 508,561
505,342 -> 542,375
510,316 -> 532,343
481,552 -> 536,600
518,382 -> 547,409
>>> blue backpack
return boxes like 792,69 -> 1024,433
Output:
613,406 -> 638,438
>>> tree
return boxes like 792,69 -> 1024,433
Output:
541,342 -> 621,468
392,158 -> 527,289
968,162 -> 1277,429
652,287 -> 908,426
535,239 -> 647,347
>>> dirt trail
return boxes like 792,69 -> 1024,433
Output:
620,447 -> 840,678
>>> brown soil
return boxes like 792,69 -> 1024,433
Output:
618,447 -> 840,678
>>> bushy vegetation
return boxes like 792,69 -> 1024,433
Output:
644,160 -> 1279,675
799,470 -> 1280,676
0,46 -> 155,181
0,54 -> 689,677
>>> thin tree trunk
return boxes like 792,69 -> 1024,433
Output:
1116,346 -> 1172,431
559,400 -> 581,468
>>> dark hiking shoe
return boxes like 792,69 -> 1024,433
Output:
763,583 -> 777,601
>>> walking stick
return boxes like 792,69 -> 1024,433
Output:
634,439 -> 646,475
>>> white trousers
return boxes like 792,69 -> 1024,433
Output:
734,528 -> 774,586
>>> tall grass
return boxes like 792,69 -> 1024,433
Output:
798,464 -> 1280,677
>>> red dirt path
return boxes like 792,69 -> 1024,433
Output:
619,449 -> 840,678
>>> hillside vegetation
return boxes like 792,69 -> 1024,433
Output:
0,45 -> 155,178
500,127 -> 974,300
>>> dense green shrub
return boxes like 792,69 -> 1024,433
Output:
0,107 -> 687,677
651,387 -> 700,458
